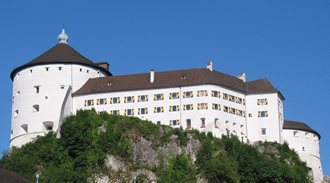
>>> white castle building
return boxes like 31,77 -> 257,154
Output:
10,29 -> 323,182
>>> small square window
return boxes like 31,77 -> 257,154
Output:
60,85 -> 65,89
262,128 -> 266,135
59,67 -> 62,71
157,121 -> 161,125
46,67 -> 49,71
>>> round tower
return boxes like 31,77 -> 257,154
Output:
283,120 -> 323,183
10,29 -> 112,147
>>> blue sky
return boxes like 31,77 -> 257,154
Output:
1,0 -> 329,176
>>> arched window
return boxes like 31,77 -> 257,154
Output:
21,124 -> 28,133
43,121 -> 53,131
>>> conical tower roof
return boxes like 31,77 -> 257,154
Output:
10,29 -> 112,80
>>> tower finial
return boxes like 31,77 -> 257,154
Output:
58,28 -> 68,44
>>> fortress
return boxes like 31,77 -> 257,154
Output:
10,29 -> 323,182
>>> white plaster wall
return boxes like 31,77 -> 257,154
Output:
245,93 -> 282,144
283,129 -> 323,183
10,63 -> 107,147
72,84 -> 247,141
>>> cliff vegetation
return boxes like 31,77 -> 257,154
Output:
0,109 -> 312,182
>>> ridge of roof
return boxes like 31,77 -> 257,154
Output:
73,68 -> 248,96
283,120 -> 321,139
10,44 -> 112,80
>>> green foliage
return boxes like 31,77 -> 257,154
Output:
0,110 -> 312,183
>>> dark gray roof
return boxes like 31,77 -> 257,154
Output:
283,120 -> 321,139
73,68 -> 282,96
0,168 -> 34,183
10,44 -> 112,80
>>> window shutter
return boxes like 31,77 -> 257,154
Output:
212,103 -> 215,109
124,97 -> 127,103
154,94 -> 157,100
146,95 -> 148,101
97,99 -> 99,105
177,105 -> 180,110
218,92 -> 220,98
138,96 -> 140,102
138,109 -> 140,114
183,105 -> 186,110
197,104 -> 200,110
191,104 -> 193,109
104,98 -> 107,104
110,98 -> 113,104
265,111 -> 268,117
169,106 -> 172,112
146,108 -> 148,114
169,121 -> 172,126
176,93 -> 179,98
124,110 -> 127,116
161,94 -> 164,100
132,109 -> 134,115
257,99 -> 260,105
118,97 -> 120,103
258,111 -> 261,117
154,107 -> 156,113
265,99 -> 268,105
212,91 -> 214,97
183,92 -> 186,98
132,96 -> 135,102
205,90 -> 208,96
205,103 -> 208,109
161,107 -> 164,112
223,93 -> 225,98
177,120 -> 180,125
169,94 -> 172,99
91,100 -> 94,105
110,111 -> 113,114
243,99 -> 245,105
84,100 -> 87,106
190,92 -> 193,97
197,91 -> 200,97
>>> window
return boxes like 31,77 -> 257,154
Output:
229,95 -> 235,102
125,109 -> 134,116
157,121 -> 161,125
21,124 -> 28,133
169,105 -> 180,112
249,113 -> 252,117
14,110 -> 19,118
169,92 -> 179,99
154,94 -> 164,101
212,103 -> 220,110
302,147 -> 305,151
229,107 -> 236,114
223,93 -> 228,100
215,118 -> 219,128
80,68 -> 82,72
43,122 -> 53,131
35,86 -> 40,93
138,95 -> 148,102
183,104 -> 193,111
258,111 -> 268,117
197,90 -> 208,97
170,120 -> 180,126
294,131 -> 299,137
197,103 -> 208,110
236,97 -> 242,104
87,70 -> 89,73
107,82 -> 112,86
97,98 -> 107,105
262,128 -> 266,135
32,104 -> 39,112
187,119 -> 191,129
236,110 -> 243,117
154,107 -> 164,113
30,69 -> 33,74
183,91 -> 193,98
138,107 -> 148,115
201,118 -> 205,128
110,97 -> 120,104
305,132 -> 310,139
181,76 -> 186,80
223,106 -> 229,113
212,90 -> 220,98
258,99 -> 268,105
124,96 -> 134,103
110,110 -> 120,115
58,67 -> 62,71
84,99 -> 94,106
17,91 -> 20,95
46,67 -> 49,71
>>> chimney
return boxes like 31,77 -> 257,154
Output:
237,72 -> 246,83
207,61 -> 213,71
150,68 -> 155,83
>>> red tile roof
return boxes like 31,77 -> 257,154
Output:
73,68 -> 282,96
283,120 -> 321,139
10,44 -> 112,80
0,168 -> 34,183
